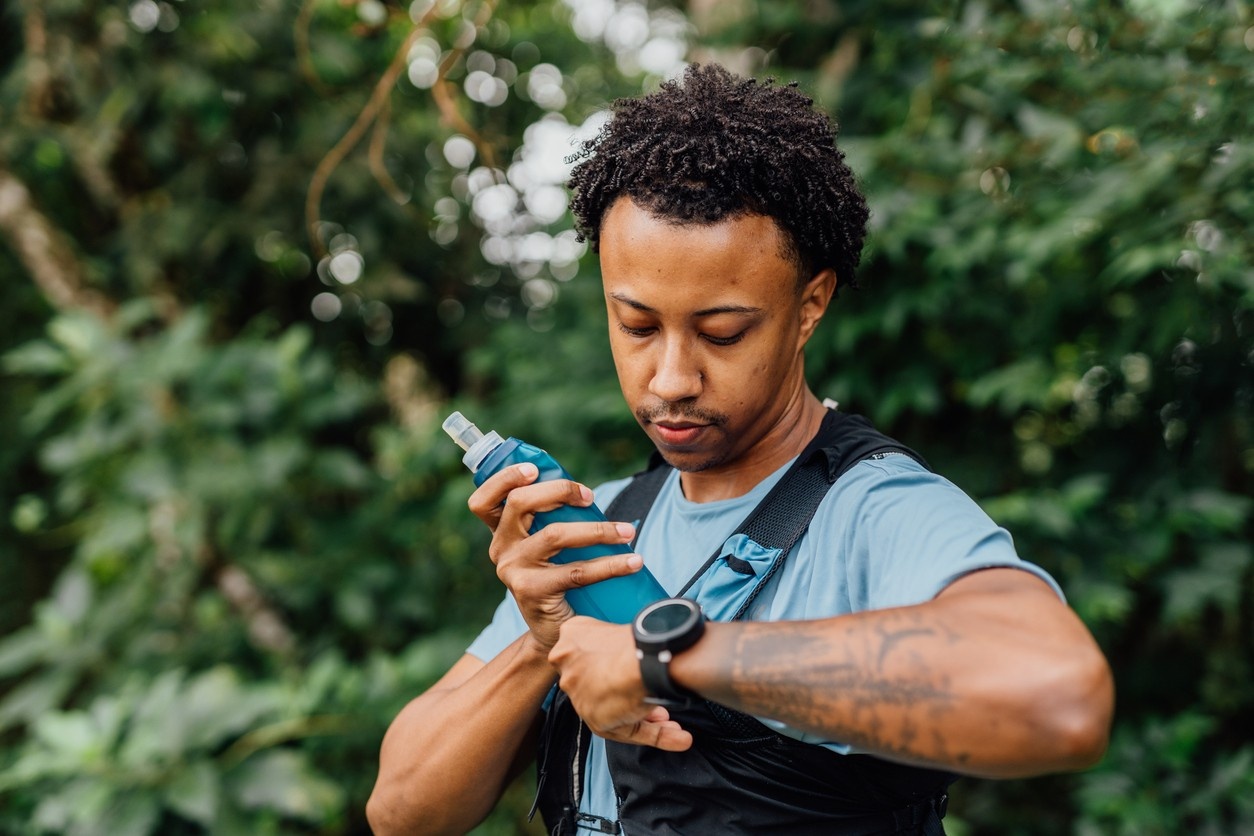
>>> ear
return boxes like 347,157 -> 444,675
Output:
797,268 -> 838,347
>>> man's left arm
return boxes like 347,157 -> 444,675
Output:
548,567 -> 1114,778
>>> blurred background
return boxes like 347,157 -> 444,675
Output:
0,0 -> 1250,833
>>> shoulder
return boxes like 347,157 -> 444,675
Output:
821,451 -> 954,514
806,452 -> 1062,607
813,451 -> 1002,548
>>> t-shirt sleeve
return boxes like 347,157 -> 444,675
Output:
826,455 -> 1062,612
464,594 -> 528,663
464,475 -> 636,663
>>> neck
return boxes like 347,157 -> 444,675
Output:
678,389 -> 828,503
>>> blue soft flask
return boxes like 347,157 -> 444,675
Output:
443,412 -> 667,623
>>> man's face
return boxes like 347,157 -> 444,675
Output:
599,198 -> 831,474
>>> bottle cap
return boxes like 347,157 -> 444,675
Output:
443,411 -> 503,472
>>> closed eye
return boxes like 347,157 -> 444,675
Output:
617,323 -> 655,338
617,322 -> 746,346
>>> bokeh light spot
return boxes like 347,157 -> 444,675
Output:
443,135 -> 477,168
129,0 -> 160,32
329,251 -> 364,285
311,292 -> 342,322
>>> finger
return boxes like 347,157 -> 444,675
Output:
641,706 -> 673,724
494,519 -> 636,582
494,481 -> 599,538
476,477 -> 597,533
497,519 -> 636,572
557,549 -> 645,591
608,718 -> 693,752
521,518 -> 635,555
467,462 -> 540,524
500,548 -> 642,601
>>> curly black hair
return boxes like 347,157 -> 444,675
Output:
567,63 -> 869,289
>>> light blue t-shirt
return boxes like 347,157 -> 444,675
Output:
466,453 -> 1060,833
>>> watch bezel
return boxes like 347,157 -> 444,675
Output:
633,598 -> 704,654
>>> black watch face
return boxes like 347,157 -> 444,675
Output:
641,601 -> 694,635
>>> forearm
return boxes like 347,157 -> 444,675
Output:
671,571 -> 1114,777
367,634 -> 555,835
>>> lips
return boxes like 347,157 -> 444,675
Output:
651,421 -> 709,446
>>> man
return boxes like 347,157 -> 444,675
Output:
367,64 -> 1113,835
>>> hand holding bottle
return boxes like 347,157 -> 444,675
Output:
467,461 -> 644,649
445,412 -> 667,634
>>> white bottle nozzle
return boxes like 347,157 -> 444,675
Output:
443,411 -> 504,472
442,411 -> 483,452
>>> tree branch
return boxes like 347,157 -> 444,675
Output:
305,0 -> 500,256
294,0 -> 332,96
0,165 -> 115,320
305,11 -> 439,258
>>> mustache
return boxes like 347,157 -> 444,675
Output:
636,402 -> 728,427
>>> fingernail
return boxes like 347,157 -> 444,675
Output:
615,522 -> 635,539
626,554 -> 643,569
519,463 -> 538,479
579,485 -> 593,502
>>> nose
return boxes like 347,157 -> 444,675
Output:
648,337 -> 703,403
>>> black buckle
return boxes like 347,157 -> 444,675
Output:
891,792 -> 948,831
574,812 -> 619,833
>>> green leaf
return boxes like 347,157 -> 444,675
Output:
180,667 -> 281,751
90,792 -> 161,836
1173,490 -> 1253,535
0,628 -> 49,677
228,750 -> 342,822
2,340 -> 70,375
1161,542 -> 1253,626
0,670 -> 77,733
966,358 -> 1053,413
31,711 -> 100,759
164,759 -> 221,827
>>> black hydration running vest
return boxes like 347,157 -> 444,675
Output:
535,410 -> 955,835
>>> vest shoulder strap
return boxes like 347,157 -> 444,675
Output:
604,409 -> 925,554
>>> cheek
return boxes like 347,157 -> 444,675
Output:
608,339 -> 646,390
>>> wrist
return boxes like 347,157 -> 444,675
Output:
520,629 -> 560,663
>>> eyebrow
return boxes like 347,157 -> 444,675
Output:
607,292 -> 762,317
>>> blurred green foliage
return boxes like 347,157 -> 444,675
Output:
0,0 -> 1250,834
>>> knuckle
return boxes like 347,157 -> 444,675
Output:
536,525 -> 564,550
566,565 -> 587,587
511,577 -> 536,600
495,562 -> 513,585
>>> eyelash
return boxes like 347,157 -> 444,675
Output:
617,323 -> 653,338
617,323 -> 746,346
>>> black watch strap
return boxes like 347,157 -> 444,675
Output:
637,646 -> 694,708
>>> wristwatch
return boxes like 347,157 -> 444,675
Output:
633,598 -> 705,708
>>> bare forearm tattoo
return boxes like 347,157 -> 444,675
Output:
729,612 -> 974,764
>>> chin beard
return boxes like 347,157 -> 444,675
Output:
655,446 -> 730,474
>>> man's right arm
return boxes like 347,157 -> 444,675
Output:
366,635 -> 553,836
367,463 -> 648,835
